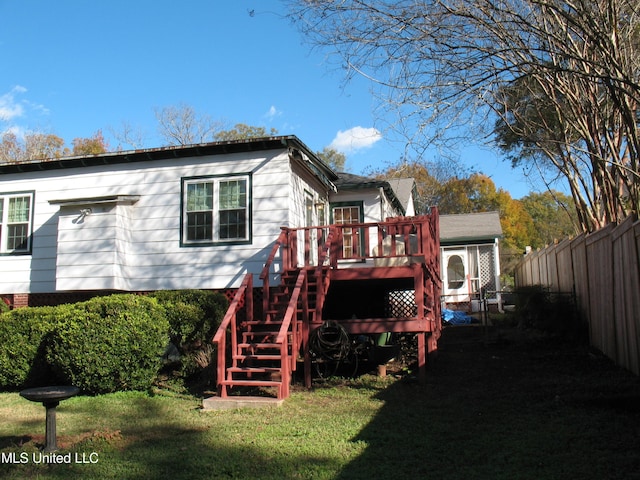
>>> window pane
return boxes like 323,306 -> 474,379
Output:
186,212 -> 213,241
7,224 -> 28,250
219,209 -> 246,240
187,183 -> 213,211
219,180 -> 246,210
8,196 -> 30,222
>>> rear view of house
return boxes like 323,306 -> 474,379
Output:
1,135 -> 448,401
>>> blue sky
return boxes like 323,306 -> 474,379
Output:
0,0 -> 537,198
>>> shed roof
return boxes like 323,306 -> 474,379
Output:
439,211 -> 503,244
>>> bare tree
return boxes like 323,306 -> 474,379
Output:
154,103 -> 225,145
286,0 -> 640,231
109,121 -> 148,151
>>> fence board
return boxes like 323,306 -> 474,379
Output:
570,234 -> 590,326
546,244 -> 559,290
555,237 -> 574,293
585,224 -> 615,358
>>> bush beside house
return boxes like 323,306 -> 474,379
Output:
0,291 -> 228,394
149,289 -> 228,376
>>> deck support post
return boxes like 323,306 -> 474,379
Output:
417,333 -> 427,383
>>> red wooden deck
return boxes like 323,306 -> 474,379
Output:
212,209 -> 442,399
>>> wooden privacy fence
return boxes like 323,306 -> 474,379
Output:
515,215 -> 640,375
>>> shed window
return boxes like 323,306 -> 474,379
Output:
182,175 -> 251,245
0,192 -> 34,254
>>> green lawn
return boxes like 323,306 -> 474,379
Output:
1,326 -> 639,479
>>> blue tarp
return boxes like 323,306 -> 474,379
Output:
441,309 -> 477,325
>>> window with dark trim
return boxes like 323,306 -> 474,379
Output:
0,191 -> 34,254
181,175 -> 251,245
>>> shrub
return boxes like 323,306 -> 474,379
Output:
514,285 -> 587,340
150,290 -> 228,378
0,306 -> 69,388
150,290 -> 227,346
0,298 -> 10,314
46,295 -> 169,394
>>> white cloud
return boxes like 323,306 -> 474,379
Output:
329,126 -> 382,153
264,105 -> 282,120
0,85 -> 27,122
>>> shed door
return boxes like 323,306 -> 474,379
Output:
443,250 -> 470,302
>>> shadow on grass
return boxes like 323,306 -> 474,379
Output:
334,326 -> 640,480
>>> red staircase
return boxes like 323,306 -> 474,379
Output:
212,213 -> 441,401
212,225 -> 331,400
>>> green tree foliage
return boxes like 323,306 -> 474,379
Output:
316,147 -> 346,171
438,173 -> 535,252
521,191 -> 578,248
214,123 -> 278,141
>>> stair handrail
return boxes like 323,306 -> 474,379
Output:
212,272 -> 253,397
260,228 -> 290,317
275,269 -> 306,399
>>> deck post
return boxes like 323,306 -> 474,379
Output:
417,333 -> 427,383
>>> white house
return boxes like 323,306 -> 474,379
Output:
0,136 -> 410,307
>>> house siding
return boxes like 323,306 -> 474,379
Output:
0,148 -> 321,294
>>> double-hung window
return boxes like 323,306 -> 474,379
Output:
0,191 -> 34,254
182,175 -> 251,245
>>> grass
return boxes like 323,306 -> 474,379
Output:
1,325 -> 640,479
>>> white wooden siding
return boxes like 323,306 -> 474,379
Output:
0,148 -> 315,293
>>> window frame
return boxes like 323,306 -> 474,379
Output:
180,174 -> 252,247
0,190 -> 35,255
330,201 -> 365,259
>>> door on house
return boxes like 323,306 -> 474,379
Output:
443,250 -> 470,302
332,204 -> 363,259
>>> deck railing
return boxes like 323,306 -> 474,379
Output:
282,213 -> 440,270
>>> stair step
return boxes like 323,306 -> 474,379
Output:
238,343 -> 280,349
242,332 -> 280,341
234,354 -> 282,361
228,366 -> 281,373
219,379 -> 282,387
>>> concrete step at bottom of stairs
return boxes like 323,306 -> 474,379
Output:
202,395 -> 284,410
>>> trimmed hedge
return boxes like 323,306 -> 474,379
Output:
0,290 -> 227,393
0,305 -> 67,388
0,294 -> 169,393
46,295 -> 169,394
